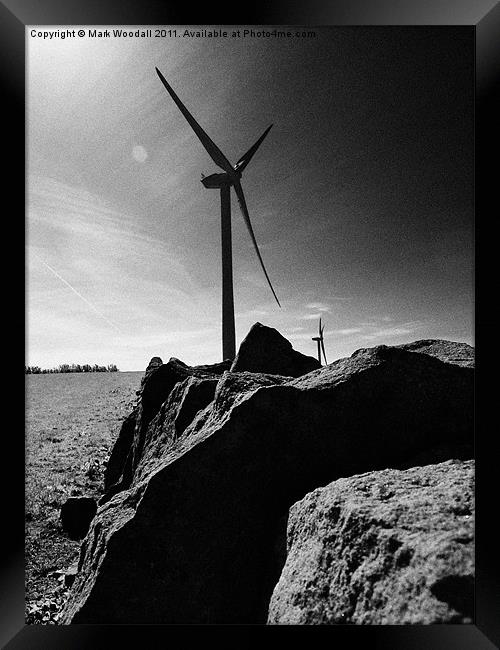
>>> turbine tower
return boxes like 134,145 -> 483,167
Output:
155,67 -> 281,361
312,317 -> 328,365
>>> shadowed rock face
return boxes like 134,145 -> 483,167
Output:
141,356 -> 164,387
61,337 -> 473,625
268,460 -> 474,625
103,407 -> 138,493
102,355 -> 167,494
101,357 -> 231,502
230,322 -> 321,377
60,497 -> 97,541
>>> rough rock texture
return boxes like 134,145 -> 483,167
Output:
133,375 -> 219,481
60,497 -> 97,541
395,339 -> 474,368
134,370 -> 290,485
103,338 -> 470,501
268,460 -> 474,624
100,357 -> 231,503
230,322 -> 321,377
61,339 -> 473,625
139,356 -> 164,389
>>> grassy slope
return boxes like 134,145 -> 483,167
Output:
25,371 -> 142,623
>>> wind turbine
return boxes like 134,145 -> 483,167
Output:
312,317 -> 327,365
155,67 -> 281,361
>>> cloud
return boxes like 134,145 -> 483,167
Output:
305,302 -> 331,312
115,327 -> 219,349
300,313 -> 324,321
359,326 -> 417,340
287,332 -> 318,342
27,174 -> 226,368
28,175 -> 199,299
300,297 -> 349,321
332,328 -> 363,335
235,308 -> 270,318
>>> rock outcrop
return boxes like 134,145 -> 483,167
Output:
395,339 -> 474,368
60,333 -> 473,625
103,407 -> 138,493
230,322 -> 321,377
101,357 -> 231,503
267,459 -> 474,624
139,356 -> 164,389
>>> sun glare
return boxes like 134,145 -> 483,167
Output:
132,145 -> 148,163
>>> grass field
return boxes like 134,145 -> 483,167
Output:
25,371 -> 143,623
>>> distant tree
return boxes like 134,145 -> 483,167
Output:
25,362 -> 120,374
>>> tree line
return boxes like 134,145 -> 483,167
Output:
25,363 -> 119,374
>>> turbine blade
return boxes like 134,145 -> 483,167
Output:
155,67 -> 234,174
233,180 -> 281,308
234,124 -> 273,173
320,338 -> 328,365
319,317 -> 322,336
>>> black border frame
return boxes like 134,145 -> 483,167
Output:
4,0 -> 499,646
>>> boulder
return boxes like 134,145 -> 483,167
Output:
100,357 -> 230,503
104,357 -> 163,493
230,322 -> 320,377
134,370 -> 289,485
60,497 -> 97,541
134,375 -> 220,482
267,460 -> 474,624
140,356 -> 163,386
395,339 -> 474,368
130,358 -> 231,474
61,341 -> 473,624
135,357 -> 164,396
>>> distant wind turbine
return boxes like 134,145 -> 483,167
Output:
155,67 -> 281,361
312,317 -> 327,365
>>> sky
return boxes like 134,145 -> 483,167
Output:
27,26 -> 474,371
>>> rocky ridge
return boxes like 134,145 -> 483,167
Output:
60,325 -> 474,625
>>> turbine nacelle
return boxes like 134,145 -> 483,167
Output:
201,171 -> 241,189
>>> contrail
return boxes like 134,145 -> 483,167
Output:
37,257 -> 124,334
